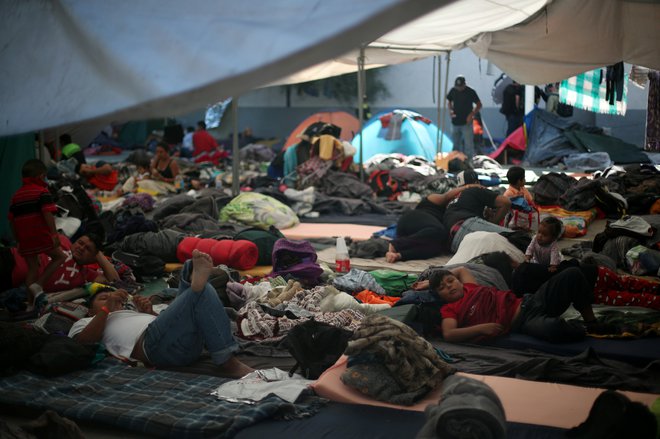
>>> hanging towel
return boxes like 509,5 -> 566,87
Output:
560,68 -> 628,116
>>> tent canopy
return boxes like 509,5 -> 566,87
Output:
2,0 -> 658,138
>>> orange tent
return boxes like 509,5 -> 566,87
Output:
283,111 -> 360,150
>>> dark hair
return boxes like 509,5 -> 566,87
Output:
59,133 -> 72,145
459,169 -> 479,186
22,159 -> 47,178
479,251 -> 514,287
84,233 -> 104,251
506,166 -> 525,186
197,121 -> 206,130
429,269 -> 454,292
155,141 -> 170,153
540,216 -> 563,240
87,286 -> 115,308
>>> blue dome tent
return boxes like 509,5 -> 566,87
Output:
352,110 -> 453,164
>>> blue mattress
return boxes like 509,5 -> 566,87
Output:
485,333 -> 660,367
236,401 -> 567,439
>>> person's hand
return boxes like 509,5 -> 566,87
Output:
106,290 -> 129,312
480,323 -> 504,337
466,113 -> 474,124
412,280 -> 430,291
548,265 -> 558,273
133,295 -> 154,315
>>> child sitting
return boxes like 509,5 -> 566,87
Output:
526,216 -> 563,272
503,166 -> 534,206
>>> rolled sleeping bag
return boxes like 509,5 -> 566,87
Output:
416,375 -> 506,439
176,237 -> 258,270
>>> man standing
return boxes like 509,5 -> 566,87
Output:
446,76 -> 482,159
500,80 -> 524,136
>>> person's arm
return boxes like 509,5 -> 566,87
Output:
467,100 -> 482,124
490,195 -> 511,225
549,241 -> 562,267
449,266 -> 478,285
73,291 -> 126,343
525,239 -> 535,262
427,184 -> 480,207
441,317 -> 504,343
94,251 -> 120,283
169,160 -> 180,179
43,211 -> 61,248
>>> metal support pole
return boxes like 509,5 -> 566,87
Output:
524,84 -> 535,116
439,52 -> 451,154
435,55 -> 441,157
38,130 -> 44,161
231,97 -> 240,197
357,46 -> 365,182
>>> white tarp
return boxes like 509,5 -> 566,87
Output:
2,0 -> 657,137
469,0 -> 660,84
0,0 -> 443,137
270,0 -> 550,85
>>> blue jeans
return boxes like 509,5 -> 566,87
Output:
451,124 -> 475,158
143,259 -> 238,367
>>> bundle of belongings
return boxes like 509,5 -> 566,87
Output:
339,315 -> 455,406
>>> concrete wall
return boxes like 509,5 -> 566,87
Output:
177,48 -> 649,147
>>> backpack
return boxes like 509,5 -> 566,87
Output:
531,172 -> 577,206
112,250 -> 165,282
271,239 -> 324,283
369,170 -> 401,200
234,226 -> 285,265
285,319 -> 353,379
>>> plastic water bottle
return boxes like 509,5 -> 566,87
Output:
335,236 -> 350,273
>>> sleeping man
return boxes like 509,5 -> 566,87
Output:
430,265 -> 605,344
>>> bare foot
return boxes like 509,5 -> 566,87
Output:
216,356 -> 255,379
191,249 -> 213,292
385,251 -> 401,263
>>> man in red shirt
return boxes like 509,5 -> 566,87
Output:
431,266 -> 600,343
192,121 -> 219,157
0,233 -> 119,295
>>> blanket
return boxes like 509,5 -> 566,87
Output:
0,358 -> 324,439
537,206 -> 599,238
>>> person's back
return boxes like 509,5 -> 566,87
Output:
443,186 -> 498,230
192,121 -> 218,156
503,166 -> 534,206
500,84 -> 522,117
59,133 -> 87,168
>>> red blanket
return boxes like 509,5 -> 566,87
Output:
176,237 -> 258,270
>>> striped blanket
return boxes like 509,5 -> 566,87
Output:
0,358 -> 324,438
560,69 -> 628,116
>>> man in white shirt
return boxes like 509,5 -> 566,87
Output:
69,250 -> 253,378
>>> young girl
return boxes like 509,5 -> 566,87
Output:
525,216 -> 563,272
8,159 -> 66,308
